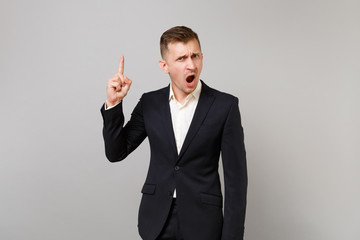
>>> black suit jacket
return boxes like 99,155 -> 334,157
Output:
101,81 -> 247,240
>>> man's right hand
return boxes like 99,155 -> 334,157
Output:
106,56 -> 132,107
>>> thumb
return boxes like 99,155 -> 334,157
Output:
124,76 -> 132,85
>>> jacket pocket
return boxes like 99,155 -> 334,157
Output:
200,192 -> 223,207
141,183 -> 156,195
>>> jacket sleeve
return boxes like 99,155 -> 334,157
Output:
100,98 -> 147,162
221,97 -> 248,240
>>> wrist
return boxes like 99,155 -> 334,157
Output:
106,99 -> 122,108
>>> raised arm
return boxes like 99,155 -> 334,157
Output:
101,56 -> 146,162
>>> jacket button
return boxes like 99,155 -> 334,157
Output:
175,166 -> 180,171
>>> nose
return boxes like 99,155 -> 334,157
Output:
186,57 -> 195,70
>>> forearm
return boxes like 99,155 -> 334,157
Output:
101,102 -> 128,162
101,98 -> 147,162
221,142 -> 247,239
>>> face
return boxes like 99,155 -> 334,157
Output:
159,39 -> 203,101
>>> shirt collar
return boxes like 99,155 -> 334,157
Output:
169,80 -> 202,102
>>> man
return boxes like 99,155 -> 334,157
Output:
101,26 -> 247,240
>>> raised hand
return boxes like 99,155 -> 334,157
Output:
106,56 -> 132,107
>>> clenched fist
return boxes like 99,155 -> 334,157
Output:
106,56 -> 132,107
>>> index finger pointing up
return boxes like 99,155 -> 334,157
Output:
118,55 -> 124,75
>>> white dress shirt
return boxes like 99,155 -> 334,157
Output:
169,81 -> 202,197
169,81 -> 202,154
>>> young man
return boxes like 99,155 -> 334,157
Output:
101,26 -> 247,240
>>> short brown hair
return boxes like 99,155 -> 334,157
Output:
160,26 -> 201,58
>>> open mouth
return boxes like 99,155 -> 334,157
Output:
186,75 -> 195,83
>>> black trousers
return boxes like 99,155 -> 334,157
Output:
156,199 -> 184,240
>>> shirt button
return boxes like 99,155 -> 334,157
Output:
175,166 -> 180,171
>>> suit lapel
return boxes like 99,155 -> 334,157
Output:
160,85 -> 178,156
177,82 -> 215,162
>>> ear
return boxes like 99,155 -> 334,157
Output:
158,60 -> 169,74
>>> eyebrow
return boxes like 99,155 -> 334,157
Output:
177,54 -> 187,59
176,52 -> 201,59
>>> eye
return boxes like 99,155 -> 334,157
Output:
192,53 -> 200,59
177,57 -> 184,61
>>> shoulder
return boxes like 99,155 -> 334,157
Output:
202,81 -> 239,105
139,85 -> 169,104
143,85 -> 169,96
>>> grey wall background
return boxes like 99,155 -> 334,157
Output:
1,0 -> 359,239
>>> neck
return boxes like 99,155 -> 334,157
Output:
172,88 -> 189,105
